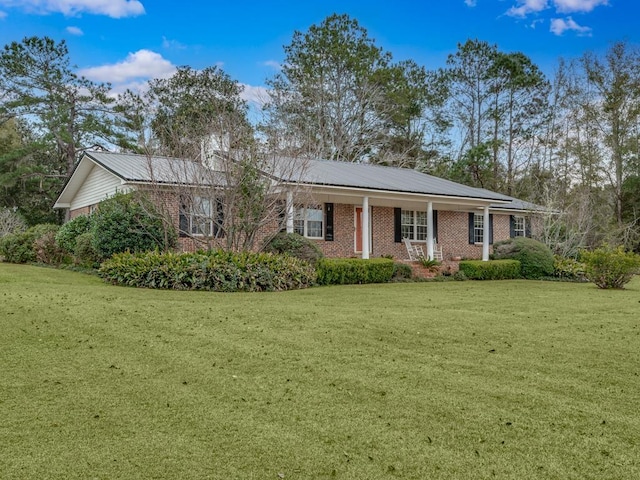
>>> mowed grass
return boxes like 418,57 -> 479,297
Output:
1,264 -> 639,479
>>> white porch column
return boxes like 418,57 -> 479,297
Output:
362,196 -> 370,259
426,201 -> 434,260
482,205 -> 490,261
285,190 -> 294,234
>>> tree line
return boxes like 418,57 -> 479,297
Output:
1,13 -> 639,254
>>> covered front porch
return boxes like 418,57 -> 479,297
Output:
282,185 -> 503,261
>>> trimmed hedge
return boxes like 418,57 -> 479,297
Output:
316,258 -> 394,285
492,237 -> 554,279
458,260 -> 521,280
99,250 -> 317,292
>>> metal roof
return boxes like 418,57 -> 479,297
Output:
83,151 -> 221,186
274,156 -> 513,202
58,151 -> 547,211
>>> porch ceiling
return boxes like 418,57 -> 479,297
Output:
305,186 -> 498,212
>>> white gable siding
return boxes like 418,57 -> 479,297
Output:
70,165 -> 129,210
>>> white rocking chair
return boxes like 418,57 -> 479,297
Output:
403,238 -> 426,261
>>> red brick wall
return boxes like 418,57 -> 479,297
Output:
72,192 -> 515,260
70,206 -> 91,218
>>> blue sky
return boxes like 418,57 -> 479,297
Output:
0,0 -> 636,105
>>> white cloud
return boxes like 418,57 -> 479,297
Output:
161,36 -> 186,50
553,0 -> 608,13
79,50 -> 175,83
550,16 -> 592,35
66,26 -> 83,35
0,10 -> 6,18
506,0 -> 549,18
262,60 -> 282,71
0,0 -> 145,18
464,0 -> 477,6
240,84 -> 270,108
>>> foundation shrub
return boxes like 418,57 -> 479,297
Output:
74,232 -> 100,268
55,215 -> 94,254
34,229 -> 66,264
458,260 -> 521,280
91,192 -> 176,260
316,258 -> 394,285
392,262 -> 413,280
580,245 -> 640,289
492,237 -> 554,279
263,232 -> 324,266
99,250 -> 316,292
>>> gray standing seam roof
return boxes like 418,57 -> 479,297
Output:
83,151 -> 525,205
281,157 -> 513,202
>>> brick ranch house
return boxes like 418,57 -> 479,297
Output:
54,151 -> 542,261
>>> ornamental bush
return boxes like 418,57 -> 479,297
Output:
492,237 -> 554,279
55,215 -> 94,254
263,232 -> 324,266
316,258 -> 394,285
553,255 -> 587,282
91,192 -> 176,260
99,250 -> 317,292
458,260 -> 521,280
580,245 -> 640,289
392,262 -> 413,280
0,223 -> 60,263
74,232 -> 100,268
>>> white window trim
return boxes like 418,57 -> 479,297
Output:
401,209 -> 428,242
473,213 -> 484,245
294,205 -> 324,239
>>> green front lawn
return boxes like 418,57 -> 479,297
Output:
1,263 -> 639,479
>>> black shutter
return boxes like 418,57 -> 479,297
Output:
179,196 -> 189,238
213,197 -> 225,238
509,215 -> 516,238
525,217 -> 532,238
489,214 -> 494,244
433,210 -> 439,243
324,203 -> 334,241
394,208 -> 402,243
468,212 -> 475,244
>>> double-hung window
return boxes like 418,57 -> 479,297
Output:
183,196 -> 224,237
512,215 -> 526,237
473,213 -> 484,244
294,205 -> 323,239
401,210 -> 427,241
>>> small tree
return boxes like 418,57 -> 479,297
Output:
580,245 -> 640,289
0,207 -> 25,237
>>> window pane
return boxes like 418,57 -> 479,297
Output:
416,225 -> 427,241
401,225 -> 414,240
401,210 -> 413,224
416,211 -> 427,225
294,220 -> 304,236
307,208 -> 323,221
514,216 -> 525,237
474,214 -> 484,243
307,221 -> 322,238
